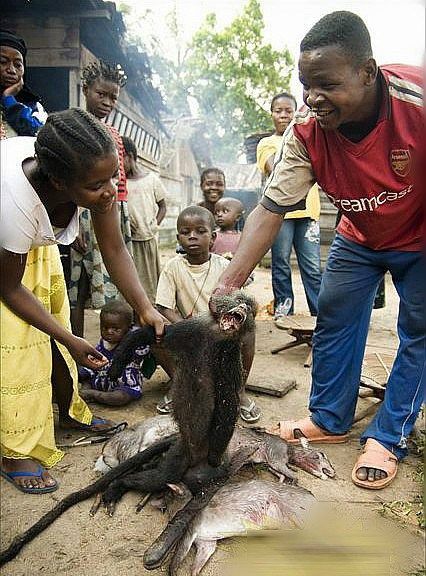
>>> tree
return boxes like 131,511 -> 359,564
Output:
183,0 -> 293,161
117,0 -> 293,162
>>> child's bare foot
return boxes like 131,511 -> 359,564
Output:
1,458 -> 58,493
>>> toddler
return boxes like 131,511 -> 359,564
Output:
79,301 -> 151,406
212,197 -> 244,258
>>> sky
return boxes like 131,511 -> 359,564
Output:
115,0 -> 424,101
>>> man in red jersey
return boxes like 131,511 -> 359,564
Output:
212,11 -> 425,490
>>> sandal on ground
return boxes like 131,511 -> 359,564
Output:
266,416 -> 348,444
0,465 -> 58,494
351,438 -> 398,490
240,400 -> 261,423
156,395 -> 173,414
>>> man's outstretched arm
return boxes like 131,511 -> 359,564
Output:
213,204 -> 284,294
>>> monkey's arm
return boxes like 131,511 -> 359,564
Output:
108,326 -> 157,380
156,304 -> 183,324
207,341 -> 241,467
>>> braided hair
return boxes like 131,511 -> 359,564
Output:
82,60 -> 127,88
34,108 -> 116,184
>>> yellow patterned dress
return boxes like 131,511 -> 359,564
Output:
1,247 -> 92,468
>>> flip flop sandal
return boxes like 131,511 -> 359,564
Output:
156,395 -> 173,414
0,465 -> 58,494
240,400 -> 261,423
60,418 -> 127,436
266,417 -> 348,444
351,438 -> 398,490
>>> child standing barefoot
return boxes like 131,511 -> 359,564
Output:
80,301 -> 151,406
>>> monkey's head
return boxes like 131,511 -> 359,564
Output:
211,291 -> 257,336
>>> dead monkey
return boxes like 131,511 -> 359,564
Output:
105,291 -> 257,503
0,292 -> 257,566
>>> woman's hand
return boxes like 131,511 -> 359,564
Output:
3,78 -> 24,98
66,335 -> 108,370
138,306 -> 169,343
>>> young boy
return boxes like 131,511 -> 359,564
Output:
198,167 -> 226,214
155,205 -> 261,422
79,301 -> 150,406
212,197 -> 244,259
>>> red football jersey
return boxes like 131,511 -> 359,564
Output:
293,65 -> 423,251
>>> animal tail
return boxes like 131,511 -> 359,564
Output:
108,325 -> 156,380
0,435 -> 178,567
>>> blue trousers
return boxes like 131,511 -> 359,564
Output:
271,218 -> 322,315
310,234 -> 426,459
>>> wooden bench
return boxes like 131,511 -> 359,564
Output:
354,352 -> 395,423
270,315 -> 317,367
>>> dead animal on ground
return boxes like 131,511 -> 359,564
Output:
95,415 -> 335,481
160,478 -> 316,576
0,292 -> 257,567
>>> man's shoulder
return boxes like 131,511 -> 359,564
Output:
380,64 -> 423,110
380,63 -> 423,84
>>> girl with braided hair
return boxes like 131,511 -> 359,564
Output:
0,108 -> 166,494
68,60 -> 132,337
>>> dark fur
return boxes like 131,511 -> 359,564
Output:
102,293 -> 256,506
0,293 -> 256,567
0,436 -> 177,566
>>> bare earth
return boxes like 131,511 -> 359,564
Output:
1,248 -> 424,575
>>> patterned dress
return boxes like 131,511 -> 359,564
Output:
68,123 -> 132,309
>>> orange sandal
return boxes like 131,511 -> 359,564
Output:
351,438 -> 398,490
266,416 -> 348,444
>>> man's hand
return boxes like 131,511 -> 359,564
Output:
209,283 -> 240,316
67,336 -> 108,370
138,306 -> 169,343
2,78 -> 24,98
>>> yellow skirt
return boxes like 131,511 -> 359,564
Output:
0,245 -> 92,468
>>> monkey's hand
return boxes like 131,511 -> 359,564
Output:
101,480 -> 128,516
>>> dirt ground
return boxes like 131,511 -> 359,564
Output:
1,248 -> 424,576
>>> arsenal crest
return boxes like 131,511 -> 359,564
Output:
390,149 -> 411,177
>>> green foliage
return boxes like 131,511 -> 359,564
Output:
118,0 -> 293,161
184,0 -> 293,161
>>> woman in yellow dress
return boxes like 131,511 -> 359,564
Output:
0,108 -> 166,493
